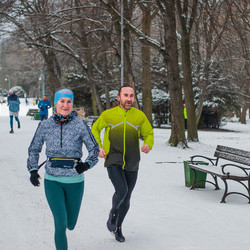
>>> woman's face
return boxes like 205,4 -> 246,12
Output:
55,97 -> 73,116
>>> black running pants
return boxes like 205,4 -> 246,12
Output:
107,166 -> 138,226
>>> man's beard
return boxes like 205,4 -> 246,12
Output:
120,101 -> 133,110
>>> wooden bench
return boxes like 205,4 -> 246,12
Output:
189,145 -> 250,203
26,108 -> 40,116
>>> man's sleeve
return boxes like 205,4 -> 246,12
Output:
91,115 -> 108,148
140,114 -> 154,150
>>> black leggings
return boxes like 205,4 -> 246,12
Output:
107,166 -> 138,226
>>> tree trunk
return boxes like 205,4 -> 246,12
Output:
159,0 -> 187,147
140,2 -> 152,123
74,4 -> 103,115
90,85 -> 98,116
103,53 -> 111,109
180,36 -> 198,141
105,84 -> 111,109
240,105 -> 247,124
42,48 -> 62,106
176,0 -> 198,141
123,19 -> 139,109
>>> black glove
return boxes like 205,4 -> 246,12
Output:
74,162 -> 90,174
39,107 -> 44,111
30,170 -> 41,186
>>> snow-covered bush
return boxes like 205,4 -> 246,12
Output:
9,86 -> 27,97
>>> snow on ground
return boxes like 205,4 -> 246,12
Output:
1,99 -> 250,250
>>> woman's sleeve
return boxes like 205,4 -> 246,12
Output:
81,120 -> 100,168
27,122 -> 45,172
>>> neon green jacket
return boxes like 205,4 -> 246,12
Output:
184,107 -> 187,119
91,106 -> 154,171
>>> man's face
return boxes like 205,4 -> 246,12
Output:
42,95 -> 47,101
117,87 -> 135,111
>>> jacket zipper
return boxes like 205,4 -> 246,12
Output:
60,124 -> 63,148
122,113 -> 127,170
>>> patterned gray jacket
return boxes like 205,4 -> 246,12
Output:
27,115 -> 99,177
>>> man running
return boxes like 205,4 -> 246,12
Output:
38,95 -> 51,121
91,85 -> 154,242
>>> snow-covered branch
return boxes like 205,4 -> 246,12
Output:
101,1 -> 164,52
50,35 -> 87,70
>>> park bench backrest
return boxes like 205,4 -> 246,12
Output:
214,145 -> 250,166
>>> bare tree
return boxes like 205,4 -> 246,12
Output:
138,0 -> 158,124
176,0 -> 198,141
227,0 -> 250,124
1,1 -> 63,100
192,0 -> 230,124
100,0 -> 139,97
156,0 -> 186,146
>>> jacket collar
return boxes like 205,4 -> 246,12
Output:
117,105 -> 135,115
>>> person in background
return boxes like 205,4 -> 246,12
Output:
25,97 -> 29,105
38,95 -> 51,121
27,87 -> 99,250
91,85 -> 154,243
184,103 -> 187,129
7,89 -> 20,134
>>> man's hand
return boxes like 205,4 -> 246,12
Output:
141,144 -> 150,154
99,148 -> 106,158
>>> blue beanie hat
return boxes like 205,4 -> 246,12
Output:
54,88 -> 74,105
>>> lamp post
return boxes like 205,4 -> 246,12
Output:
39,74 -> 45,97
42,76 -> 45,96
121,0 -> 124,87
39,73 -> 46,97
5,75 -> 10,90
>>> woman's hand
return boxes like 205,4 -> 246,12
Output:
74,162 -> 90,174
30,170 -> 41,187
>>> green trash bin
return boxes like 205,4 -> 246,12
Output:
34,113 -> 40,120
184,161 -> 208,188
